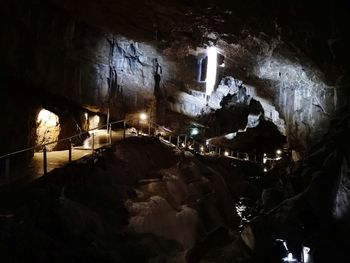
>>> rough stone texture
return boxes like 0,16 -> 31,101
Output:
1,0 -> 350,153
35,109 -> 61,151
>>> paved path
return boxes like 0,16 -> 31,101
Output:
0,129 -> 129,186
32,129 -> 127,178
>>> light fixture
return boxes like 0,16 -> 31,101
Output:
200,146 -> 204,152
283,253 -> 297,262
191,128 -> 199,136
224,151 -> 229,156
276,149 -> 282,155
139,112 -> 148,121
264,168 -> 267,172
206,46 -> 217,96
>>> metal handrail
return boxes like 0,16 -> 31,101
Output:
0,119 -> 125,160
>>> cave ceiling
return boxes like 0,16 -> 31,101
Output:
2,0 -> 350,152
50,0 -> 350,81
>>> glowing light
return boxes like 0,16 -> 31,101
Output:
205,46 -> 217,96
89,115 -> 100,129
139,112 -> 148,121
263,157 -> 267,164
84,113 -> 88,120
191,128 -> 199,136
283,253 -> 296,262
276,149 -> 282,155
206,140 -> 209,146
200,146 -> 205,152
224,151 -> 229,156
264,168 -> 267,172
303,246 -> 310,263
37,109 -> 58,127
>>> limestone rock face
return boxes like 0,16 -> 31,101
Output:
1,0 -> 349,154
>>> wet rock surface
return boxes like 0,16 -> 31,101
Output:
0,137 -> 256,262
236,107 -> 350,263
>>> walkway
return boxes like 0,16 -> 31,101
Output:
0,129 -> 129,185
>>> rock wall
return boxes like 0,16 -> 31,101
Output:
0,1 -> 181,120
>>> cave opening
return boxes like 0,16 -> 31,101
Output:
35,108 -> 60,151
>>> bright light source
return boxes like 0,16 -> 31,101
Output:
139,112 -> 148,121
303,246 -> 311,263
264,168 -> 267,172
276,149 -> 282,155
206,140 -> 209,146
206,46 -> 217,96
200,146 -> 205,152
191,128 -> 199,136
84,112 -> 88,120
263,157 -> 267,164
37,109 -> 58,127
89,115 -> 100,129
224,151 -> 229,156
283,253 -> 296,262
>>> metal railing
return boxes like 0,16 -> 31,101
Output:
0,119 -> 126,184
162,131 -> 256,163
1,118 -> 258,185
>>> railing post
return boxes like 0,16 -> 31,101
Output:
5,158 -> 10,182
68,139 -> 72,164
137,120 -> 140,137
123,120 -> 126,140
184,136 -> 187,148
177,136 -> 180,147
109,124 -> 112,144
43,146 -> 47,175
92,133 -> 95,154
169,135 -> 172,144
106,109 -> 110,135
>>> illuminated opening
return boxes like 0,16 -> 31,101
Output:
36,109 -> 60,151
206,46 -> 217,96
303,246 -> 311,263
37,109 -> 59,127
89,115 -> 100,130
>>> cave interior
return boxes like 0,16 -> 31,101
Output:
1,0 -> 350,262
